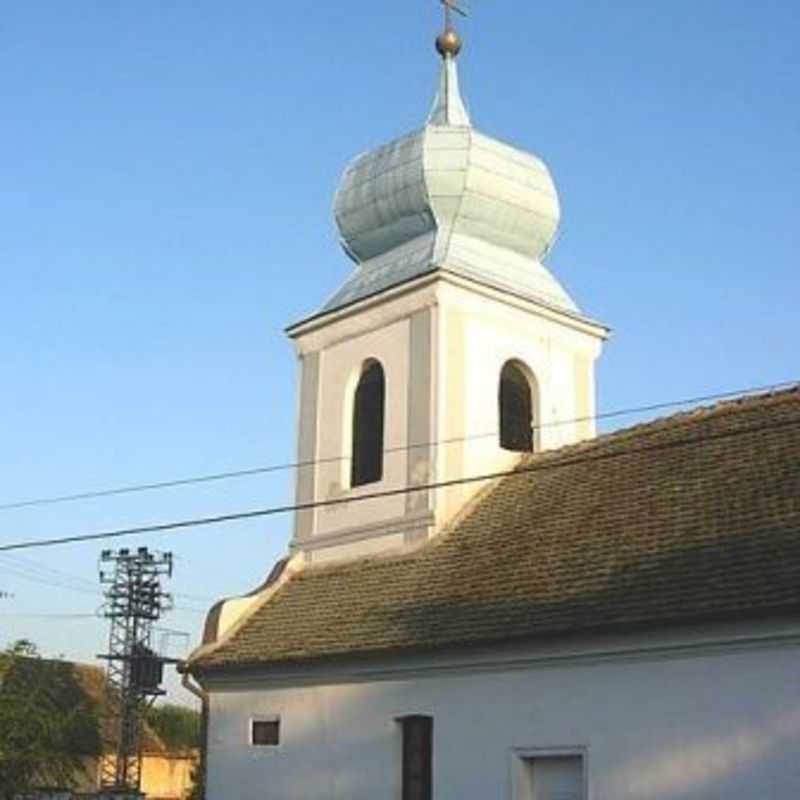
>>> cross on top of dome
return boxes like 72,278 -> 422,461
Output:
436,0 -> 467,58
316,1 -> 581,319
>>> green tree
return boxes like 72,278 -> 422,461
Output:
0,640 -> 101,800
145,702 -> 201,750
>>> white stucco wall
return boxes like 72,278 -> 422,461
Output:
204,623 -> 800,800
434,280 -> 603,526
287,273 -> 606,562
314,316 -> 411,537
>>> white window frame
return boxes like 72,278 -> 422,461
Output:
249,715 -> 281,748
510,746 -> 588,800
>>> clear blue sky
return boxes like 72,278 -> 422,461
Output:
1,1 -> 798,701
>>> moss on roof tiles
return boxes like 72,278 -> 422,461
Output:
194,388 -> 800,671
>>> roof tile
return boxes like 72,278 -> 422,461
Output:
195,388 -> 800,671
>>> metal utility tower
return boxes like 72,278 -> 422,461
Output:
98,547 -> 173,797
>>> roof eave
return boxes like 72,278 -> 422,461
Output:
188,602 -> 800,679
285,267 -> 610,342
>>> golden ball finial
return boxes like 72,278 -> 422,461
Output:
436,28 -> 462,58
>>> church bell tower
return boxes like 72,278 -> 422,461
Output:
287,17 -> 608,564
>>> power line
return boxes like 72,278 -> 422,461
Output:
0,570 -> 207,614
1,552 -> 98,590
0,554 -> 212,607
0,379 -> 796,512
0,612 -> 100,619
0,414 -> 796,555
0,559 -> 100,596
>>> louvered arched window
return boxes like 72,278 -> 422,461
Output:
351,360 -> 385,487
499,361 -> 534,452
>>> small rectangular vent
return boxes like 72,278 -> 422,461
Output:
251,718 -> 280,747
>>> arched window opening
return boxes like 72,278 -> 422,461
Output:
499,361 -> 534,452
351,360 -> 385,487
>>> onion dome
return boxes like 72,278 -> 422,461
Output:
326,47 -> 576,315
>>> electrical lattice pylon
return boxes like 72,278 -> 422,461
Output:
98,547 -> 173,798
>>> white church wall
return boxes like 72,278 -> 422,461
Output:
434,280 -> 603,526
204,624 -> 800,800
313,316 -> 411,537
290,280 -> 440,563
288,273 -> 605,562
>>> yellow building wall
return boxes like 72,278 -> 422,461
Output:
141,751 -> 198,799
92,751 -> 198,799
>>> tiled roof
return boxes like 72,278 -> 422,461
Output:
194,388 -> 800,672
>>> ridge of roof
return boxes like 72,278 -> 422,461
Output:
192,386 -> 800,672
